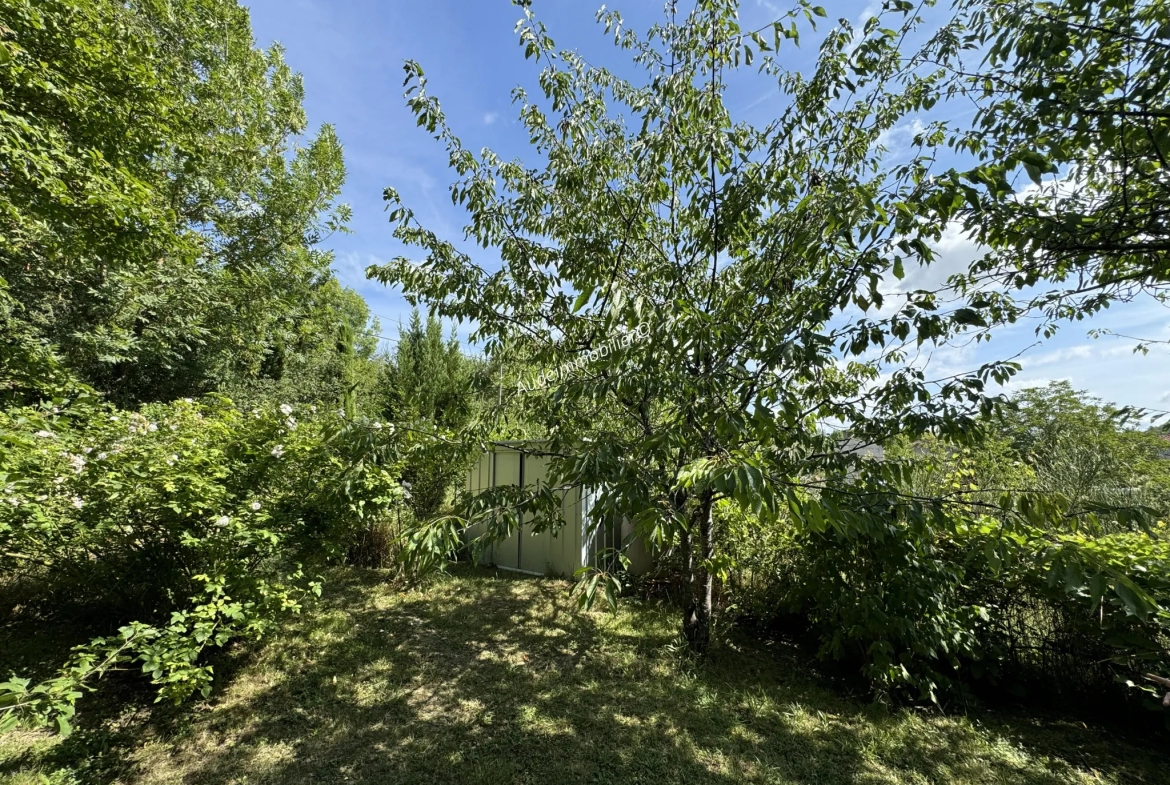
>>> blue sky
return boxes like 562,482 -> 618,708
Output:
243,0 -> 1169,416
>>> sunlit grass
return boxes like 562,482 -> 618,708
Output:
1,566 -> 1164,784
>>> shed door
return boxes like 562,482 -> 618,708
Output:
492,449 -> 522,569
518,454 -> 551,574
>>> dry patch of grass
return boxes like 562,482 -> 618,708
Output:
1,567 -> 1165,784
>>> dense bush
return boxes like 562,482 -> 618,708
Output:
787,504 -> 1169,703
0,391 -> 405,733
714,500 -> 801,623
719,395 -> 1170,710
973,527 -> 1170,702
0,0 -> 481,739
722,503 -> 1169,709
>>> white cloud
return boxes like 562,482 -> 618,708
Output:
858,1 -> 883,23
739,90 -> 778,113
843,1 -> 885,55
893,220 -> 984,297
1023,344 -> 1094,368
1002,329 -> 1168,415
875,118 -> 925,157
483,112 -> 499,125
853,219 -> 1168,416
332,251 -> 388,294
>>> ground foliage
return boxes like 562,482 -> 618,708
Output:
722,383 -> 1170,709
0,384 -> 411,733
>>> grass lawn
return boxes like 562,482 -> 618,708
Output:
1,566 -> 1166,784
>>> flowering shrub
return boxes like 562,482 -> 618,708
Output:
0,392 -> 405,733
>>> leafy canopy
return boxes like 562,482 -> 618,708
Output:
921,0 -> 1170,339
373,0 -> 1024,651
0,0 -> 351,405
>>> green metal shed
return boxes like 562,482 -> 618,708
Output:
463,442 -> 650,577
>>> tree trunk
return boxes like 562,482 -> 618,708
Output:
682,492 -> 714,654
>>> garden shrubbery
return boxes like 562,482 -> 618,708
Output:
718,393 -> 1170,713
0,0 -> 481,735
781,505 -> 1170,707
0,388 -> 407,732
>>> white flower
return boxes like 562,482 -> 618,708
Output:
250,501 -> 261,511
71,496 -> 84,509
183,398 -> 193,404
169,424 -> 178,431
34,430 -> 54,439
271,444 -> 285,459
214,515 -> 230,527
147,422 -> 158,432
53,476 -> 65,485
372,422 -> 383,431
279,404 -> 293,416
285,417 -> 298,430
96,452 -> 108,461
309,405 -> 318,414
7,497 -> 20,507
68,454 -> 86,474
82,446 -> 93,455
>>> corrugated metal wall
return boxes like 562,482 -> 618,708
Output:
464,444 -> 654,577
463,445 -> 585,577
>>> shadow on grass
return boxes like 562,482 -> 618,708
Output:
3,567 -> 1166,785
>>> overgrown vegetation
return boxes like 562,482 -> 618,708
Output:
693,382 -> 1170,711
1,0 -> 1168,771
377,0 -> 1170,714
718,385 -> 1170,710
0,0 -> 472,734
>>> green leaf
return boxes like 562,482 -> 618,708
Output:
572,286 -> 595,313
1112,577 -> 1149,620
